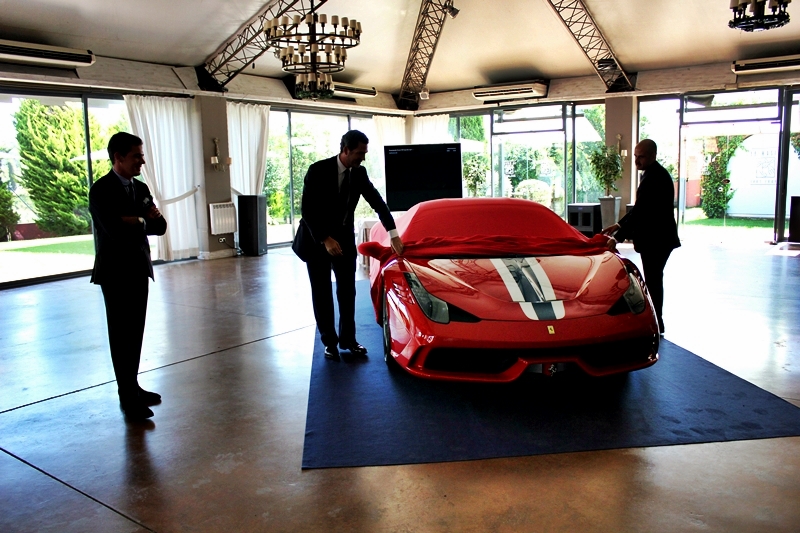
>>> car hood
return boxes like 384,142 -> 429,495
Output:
407,252 -> 631,321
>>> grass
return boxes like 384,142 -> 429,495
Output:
682,208 -> 777,229
684,217 -> 776,229
3,239 -> 96,255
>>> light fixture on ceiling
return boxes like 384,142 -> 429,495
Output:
729,0 -> 791,32
444,1 -> 460,19
419,86 -> 430,100
264,1 -> 361,100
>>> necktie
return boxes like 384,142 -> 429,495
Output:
126,182 -> 135,202
340,168 -> 351,225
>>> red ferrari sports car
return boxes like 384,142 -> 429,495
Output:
358,198 -> 659,382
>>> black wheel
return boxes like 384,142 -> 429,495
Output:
382,291 -> 399,369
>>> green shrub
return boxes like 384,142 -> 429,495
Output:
588,144 -> 624,196
513,179 -> 552,207
700,135 -> 747,219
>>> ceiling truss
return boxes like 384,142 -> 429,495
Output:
396,0 -> 454,111
199,0 -> 328,91
545,0 -> 635,92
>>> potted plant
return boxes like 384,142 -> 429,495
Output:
588,143 -> 625,228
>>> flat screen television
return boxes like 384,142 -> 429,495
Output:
384,143 -> 462,211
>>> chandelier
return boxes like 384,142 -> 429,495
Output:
264,4 -> 362,100
729,0 -> 791,32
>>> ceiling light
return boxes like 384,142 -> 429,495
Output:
729,0 -> 791,32
264,2 -> 362,99
419,86 -> 430,100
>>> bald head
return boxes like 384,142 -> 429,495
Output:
634,139 -> 658,171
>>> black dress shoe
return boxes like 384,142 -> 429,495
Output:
121,402 -> 154,421
324,345 -> 340,360
340,342 -> 368,356
138,388 -> 162,406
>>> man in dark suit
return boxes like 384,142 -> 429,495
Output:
293,130 -> 403,360
90,132 -> 167,420
603,139 -> 680,335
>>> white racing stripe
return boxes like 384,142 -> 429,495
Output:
490,257 -> 564,321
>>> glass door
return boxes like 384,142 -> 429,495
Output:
785,93 -> 800,240
677,90 -> 781,244
491,105 -> 567,217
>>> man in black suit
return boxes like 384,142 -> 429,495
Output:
293,130 -> 404,360
603,139 -> 680,335
90,132 -> 167,420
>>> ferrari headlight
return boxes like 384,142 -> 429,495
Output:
403,272 -> 450,324
622,271 -> 646,315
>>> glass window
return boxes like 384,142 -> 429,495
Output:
349,116 -> 382,222
683,89 -> 780,123
0,94 -> 99,284
458,115 -> 491,198
289,112 -> 348,233
574,104 -> 606,203
265,110 -> 292,245
493,105 -> 564,134
788,95 -> 800,237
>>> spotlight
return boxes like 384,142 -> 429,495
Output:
445,2 -> 459,19
419,86 -> 430,100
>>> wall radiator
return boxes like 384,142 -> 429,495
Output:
209,202 -> 237,235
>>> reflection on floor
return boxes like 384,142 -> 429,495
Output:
1,242 -> 799,533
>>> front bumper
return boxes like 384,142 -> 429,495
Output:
387,293 -> 659,382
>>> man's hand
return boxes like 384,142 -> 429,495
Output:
323,236 -> 342,256
145,205 -> 162,219
390,235 -> 404,256
601,223 -> 620,236
606,236 -> 618,252
122,216 -> 141,226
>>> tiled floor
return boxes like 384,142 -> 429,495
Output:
1,240 -> 799,533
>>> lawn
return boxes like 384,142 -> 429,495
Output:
3,239 -> 96,255
682,208 -> 778,229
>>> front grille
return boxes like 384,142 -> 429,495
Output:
422,336 -> 657,374
539,336 -> 658,369
424,348 -> 521,374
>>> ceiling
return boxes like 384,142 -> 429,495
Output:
2,0 -> 800,95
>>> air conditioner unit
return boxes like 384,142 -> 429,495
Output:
332,82 -> 377,98
0,39 -> 96,68
732,54 -> 800,75
472,80 -> 549,101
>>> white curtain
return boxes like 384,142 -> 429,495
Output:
373,115 -> 407,186
226,101 -> 270,202
411,114 -> 451,144
125,95 -> 204,261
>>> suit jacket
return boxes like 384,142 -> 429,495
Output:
293,155 -> 396,262
89,171 -> 168,285
615,161 -> 681,254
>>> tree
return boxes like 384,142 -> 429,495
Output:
459,116 -> 489,197
460,115 -> 486,142
0,147 -> 19,241
13,100 -> 94,236
463,152 -> 489,197
700,135 -> 747,218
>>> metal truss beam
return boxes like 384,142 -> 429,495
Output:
545,0 -> 635,92
396,0 -> 453,111
199,0 -> 329,91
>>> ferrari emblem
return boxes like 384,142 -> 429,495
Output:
547,325 -> 555,334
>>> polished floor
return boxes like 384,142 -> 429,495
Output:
1,238 -> 799,533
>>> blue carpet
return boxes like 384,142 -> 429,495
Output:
302,281 -> 800,469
